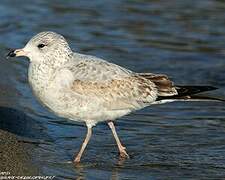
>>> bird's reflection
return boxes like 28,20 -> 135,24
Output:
73,163 -> 85,180
117,156 -> 127,166
72,156 -> 128,180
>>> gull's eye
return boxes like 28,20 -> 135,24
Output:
37,43 -> 46,49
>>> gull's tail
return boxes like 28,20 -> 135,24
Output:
138,73 -> 224,103
156,85 -> 225,102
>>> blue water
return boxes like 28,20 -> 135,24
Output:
0,0 -> 225,179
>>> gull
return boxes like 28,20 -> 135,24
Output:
7,31 -> 221,163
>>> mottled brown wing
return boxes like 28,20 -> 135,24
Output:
71,76 -> 158,110
138,73 -> 178,96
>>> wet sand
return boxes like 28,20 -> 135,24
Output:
0,130 -> 38,176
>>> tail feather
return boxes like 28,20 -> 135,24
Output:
157,85 -> 222,102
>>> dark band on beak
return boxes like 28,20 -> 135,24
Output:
6,49 -> 16,58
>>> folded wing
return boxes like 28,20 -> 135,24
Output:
57,55 -> 161,110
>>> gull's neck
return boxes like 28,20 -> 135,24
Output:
28,54 -> 72,96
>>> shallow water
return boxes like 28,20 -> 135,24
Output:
1,0 -> 225,179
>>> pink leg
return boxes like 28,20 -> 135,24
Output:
108,121 -> 129,158
74,126 -> 92,163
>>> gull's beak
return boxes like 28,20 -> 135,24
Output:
6,49 -> 27,58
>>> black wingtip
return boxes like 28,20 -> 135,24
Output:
157,85 -> 218,101
175,85 -> 218,97
200,86 -> 218,91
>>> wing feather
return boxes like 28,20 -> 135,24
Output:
138,73 -> 178,96
55,54 -> 158,110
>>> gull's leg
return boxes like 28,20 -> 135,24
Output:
74,126 -> 92,163
108,121 -> 129,158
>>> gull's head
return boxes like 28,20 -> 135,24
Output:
7,31 -> 72,63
